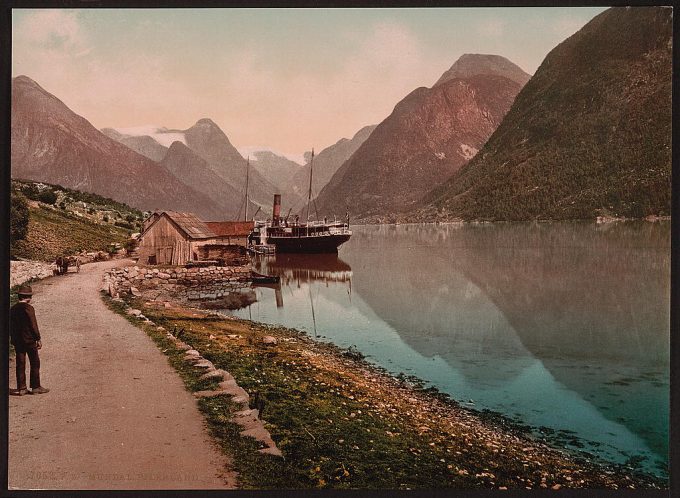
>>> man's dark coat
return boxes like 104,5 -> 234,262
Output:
10,301 -> 41,350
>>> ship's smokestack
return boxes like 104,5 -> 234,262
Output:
272,194 -> 281,225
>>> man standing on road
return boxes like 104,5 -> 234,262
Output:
10,285 -> 49,396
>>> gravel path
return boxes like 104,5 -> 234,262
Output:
9,259 -> 237,490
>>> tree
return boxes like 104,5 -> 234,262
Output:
10,191 -> 29,253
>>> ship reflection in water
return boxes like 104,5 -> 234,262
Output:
248,254 -> 353,333
232,222 -> 669,477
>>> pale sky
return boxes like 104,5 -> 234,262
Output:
12,7 -> 607,161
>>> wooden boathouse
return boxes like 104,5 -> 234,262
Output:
136,211 -> 253,265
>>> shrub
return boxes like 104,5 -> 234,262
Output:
103,215 -> 109,222
21,184 -> 40,201
38,189 -> 58,205
114,221 -> 133,230
10,191 -> 29,252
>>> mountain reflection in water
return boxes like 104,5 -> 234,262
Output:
236,222 -> 669,476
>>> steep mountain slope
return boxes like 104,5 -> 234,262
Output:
101,128 -> 169,162
315,55 -> 528,219
182,119 -> 279,210
160,142 -> 258,220
288,125 -> 377,208
420,7 -> 672,221
11,76 -> 223,219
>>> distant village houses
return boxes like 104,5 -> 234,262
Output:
136,211 -> 253,266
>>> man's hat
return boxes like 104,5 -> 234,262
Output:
17,285 -> 33,297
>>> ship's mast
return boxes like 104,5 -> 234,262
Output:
306,148 -> 314,222
244,156 -> 249,222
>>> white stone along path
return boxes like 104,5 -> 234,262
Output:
8,259 -> 237,490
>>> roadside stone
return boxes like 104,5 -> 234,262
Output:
258,446 -> 283,458
233,408 -> 259,419
231,394 -> 249,405
262,336 -> 278,345
200,369 -> 228,380
130,287 -> 142,297
193,390 -> 230,399
126,308 -> 142,316
233,416 -> 261,431
240,426 -> 274,443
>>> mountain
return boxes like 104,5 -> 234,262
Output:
101,118 -> 281,214
101,128 -> 169,162
160,141 -> 258,220
180,119 -> 279,211
11,76 -> 223,219
434,53 -> 531,87
420,7 -> 672,221
315,55 -> 528,220
248,149 -> 303,194
288,125 -> 377,211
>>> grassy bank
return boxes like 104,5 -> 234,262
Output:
12,205 -> 130,262
104,295 -> 664,490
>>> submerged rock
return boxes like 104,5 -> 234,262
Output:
197,290 -> 257,310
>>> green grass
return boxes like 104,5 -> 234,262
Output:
177,331 -> 459,489
12,205 -> 130,261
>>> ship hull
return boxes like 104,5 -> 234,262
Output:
267,234 -> 351,253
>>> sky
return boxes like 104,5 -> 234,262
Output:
12,7 -> 607,162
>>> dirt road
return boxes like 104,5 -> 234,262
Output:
9,259 -> 237,490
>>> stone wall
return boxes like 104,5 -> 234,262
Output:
10,260 -> 55,288
105,265 -> 252,302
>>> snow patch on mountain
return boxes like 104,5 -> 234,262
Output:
238,145 -> 305,166
113,125 -> 186,148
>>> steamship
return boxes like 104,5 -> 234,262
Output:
248,194 -> 352,253
247,149 -> 352,253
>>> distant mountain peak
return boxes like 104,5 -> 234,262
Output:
167,140 -> 190,152
434,54 -> 531,87
193,118 -> 219,128
14,74 -> 39,86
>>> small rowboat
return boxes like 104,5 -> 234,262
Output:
250,270 -> 280,284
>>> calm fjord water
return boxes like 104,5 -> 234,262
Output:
233,222 -> 670,476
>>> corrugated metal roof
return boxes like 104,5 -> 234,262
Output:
205,221 -> 254,237
163,211 -> 216,239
